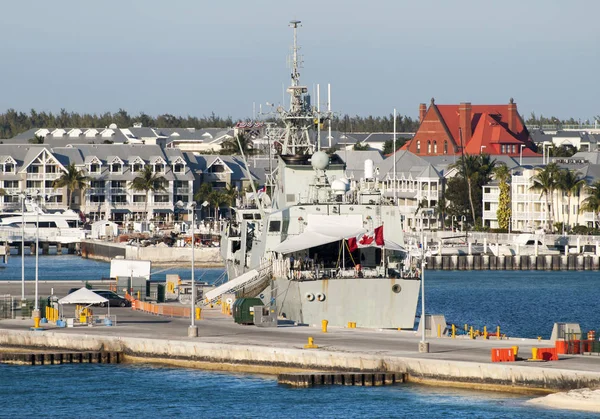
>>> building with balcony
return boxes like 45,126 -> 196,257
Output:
0,144 -> 195,224
482,162 -> 600,231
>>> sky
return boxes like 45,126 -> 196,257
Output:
1,0 -> 598,122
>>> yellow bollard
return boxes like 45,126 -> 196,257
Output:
304,337 -> 318,349
137,291 -> 141,300
437,324 -> 441,338
34,317 -> 40,328
531,348 -> 539,360
469,326 -> 474,339
451,324 -> 456,339
512,346 -> 519,357
322,319 -> 328,333
196,307 -> 201,320
348,322 -> 352,328
352,322 -> 357,329
483,326 -> 488,340
464,323 -> 468,332
497,326 -> 501,340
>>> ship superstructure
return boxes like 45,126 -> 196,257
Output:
219,21 -> 421,329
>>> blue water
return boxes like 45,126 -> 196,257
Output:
0,254 -> 224,283
0,364 -> 589,418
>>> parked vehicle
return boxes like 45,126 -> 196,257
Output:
92,290 -> 131,307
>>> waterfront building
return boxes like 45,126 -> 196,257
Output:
530,129 -> 599,153
401,98 -> 539,157
482,155 -> 600,230
0,144 -> 195,224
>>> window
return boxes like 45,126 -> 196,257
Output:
154,164 -> 164,173
154,195 -> 169,203
91,181 -> 105,189
132,163 -> 143,172
45,165 -> 57,173
4,180 -> 18,188
174,164 -> 185,173
484,187 -> 491,193
484,202 -> 491,211
427,141 -> 431,154
269,220 -> 281,232
90,195 -> 106,203
26,180 -> 42,188
501,145 -> 506,154
433,141 -> 438,154
90,164 -> 100,173
5,163 -> 14,173
111,181 -> 126,188
416,140 -> 421,154
111,195 -> 127,203
133,195 -> 147,203
27,166 -> 40,173
511,145 -> 516,153
444,141 -> 448,154
110,163 -> 121,173
175,195 -> 188,203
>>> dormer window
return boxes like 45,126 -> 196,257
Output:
110,163 -> 122,173
90,164 -> 101,174
154,163 -> 165,173
173,163 -> 185,173
5,163 -> 14,173
132,163 -> 143,172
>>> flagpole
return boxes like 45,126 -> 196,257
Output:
342,239 -> 345,271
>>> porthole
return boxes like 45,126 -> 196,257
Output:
392,284 -> 402,294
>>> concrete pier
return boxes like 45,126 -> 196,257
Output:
1,307 -> 600,393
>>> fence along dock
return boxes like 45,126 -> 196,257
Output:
426,254 -> 600,271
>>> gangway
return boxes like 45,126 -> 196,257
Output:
203,260 -> 272,305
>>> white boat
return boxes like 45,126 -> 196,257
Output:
0,200 -> 87,244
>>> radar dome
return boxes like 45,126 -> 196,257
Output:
311,151 -> 329,170
331,179 -> 347,195
108,123 -> 118,129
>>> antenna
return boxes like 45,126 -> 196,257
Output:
289,20 -> 302,87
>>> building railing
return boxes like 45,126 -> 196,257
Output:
176,188 -> 190,194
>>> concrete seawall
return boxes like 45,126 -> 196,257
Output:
81,240 -> 223,266
426,254 -> 600,271
2,329 -> 599,393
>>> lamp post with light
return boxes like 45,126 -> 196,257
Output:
178,200 -> 199,337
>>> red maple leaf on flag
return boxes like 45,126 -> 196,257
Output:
358,234 -> 374,245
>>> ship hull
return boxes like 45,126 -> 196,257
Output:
270,276 -> 421,329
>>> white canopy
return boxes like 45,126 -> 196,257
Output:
272,213 -> 406,254
273,214 -> 366,254
58,287 -> 108,305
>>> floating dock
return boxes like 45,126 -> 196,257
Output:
426,254 -> 600,271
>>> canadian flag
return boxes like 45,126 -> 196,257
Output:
347,225 -> 384,252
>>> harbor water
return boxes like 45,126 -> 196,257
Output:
0,363 -> 590,418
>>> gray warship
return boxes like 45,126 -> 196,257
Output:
216,20 -> 421,329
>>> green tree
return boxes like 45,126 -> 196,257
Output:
580,181 -> 600,228
382,138 -> 407,155
353,142 -> 370,151
52,163 -> 90,209
558,169 -> 586,228
450,154 -> 496,226
28,135 -> 44,144
493,164 -> 511,230
530,166 -> 556,231
130,165 -> 167,221
221,134 -> 253,155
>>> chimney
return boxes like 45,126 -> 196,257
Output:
419,103 -> 427,123
508,97 -> 517,133
458,102 -> 472,146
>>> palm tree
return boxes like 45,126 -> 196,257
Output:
221,134 -> 253,155
194,183 -> 214,219
545,163 -> 560,224
530,166 -> 555,231
130,165 -> 167,221
450,154 -> 496,225
493,164 -> 511,230
558,169 -> 586,228
574,177 -> 587,226
52,163 -> 90,210
580,181 -> 600,228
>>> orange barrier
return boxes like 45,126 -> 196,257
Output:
555,339 -> 567,354
588,330 -> 596,341
537,347 -> 558,361
129,297 -> 192,319
491,348 -> 516,362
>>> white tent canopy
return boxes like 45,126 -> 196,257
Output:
58,287 -> 108,305
272,213 -> 406,254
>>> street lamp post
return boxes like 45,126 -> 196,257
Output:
452,215 -> 457,232
19,193 -> 26,302
419,212 -> 430,353
178,200 -> 198,337
31,192 -> 42,328
461,215 -> 466,232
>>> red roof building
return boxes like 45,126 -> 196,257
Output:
401,98 -> 539,157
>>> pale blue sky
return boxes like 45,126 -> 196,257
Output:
1,1 -> 598,122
